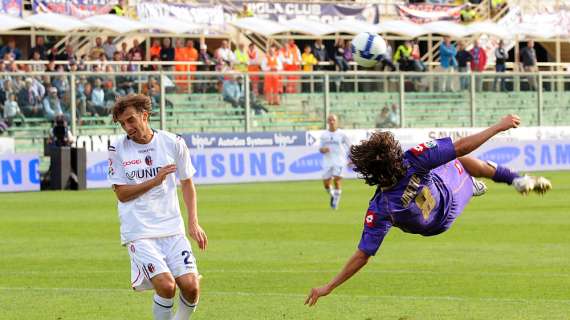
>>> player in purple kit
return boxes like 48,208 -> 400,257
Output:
305,114 -> 551,306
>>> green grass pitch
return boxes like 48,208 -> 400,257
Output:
1,172 -> 569,319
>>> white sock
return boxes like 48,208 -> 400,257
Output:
333,189 -> 342,207
174,295 -> 197,320
153,294 -> 174,320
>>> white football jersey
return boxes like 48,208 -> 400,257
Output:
108,129 -> 196,244
320,129 -> 351,168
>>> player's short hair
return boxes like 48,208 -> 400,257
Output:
112,94 -> 152,122
349,131 -> 406,188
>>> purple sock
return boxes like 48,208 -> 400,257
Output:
492,165 -> 520,185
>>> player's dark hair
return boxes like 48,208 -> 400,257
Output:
349,131 -> 406,187
112,94 -> 152,122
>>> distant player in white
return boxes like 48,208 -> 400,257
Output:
107,94 -> 207,320
319,114 -> 351,209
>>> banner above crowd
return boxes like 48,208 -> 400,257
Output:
136,2 -> 225,34
33,0 -> 117,17
223,1 -> 380,24
0,0 -> 22,17
396,3 -> 465,24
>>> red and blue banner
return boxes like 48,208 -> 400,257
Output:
0,0 -> 22,17
32,0 -> 117,17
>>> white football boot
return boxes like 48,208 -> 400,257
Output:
471,178 -> 487,197
512,175 -> 552,195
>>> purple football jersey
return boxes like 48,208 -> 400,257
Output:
358,137 -> 474,256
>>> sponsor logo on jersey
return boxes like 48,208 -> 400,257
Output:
145,155 -> 153,166
137,148 -> 155,154
108,158 -> 112,166
125,167 -> 162,180
454,159 -> 464,174
130,244 -> 135,253
108,145 -> 116,152
122,159 -> 142,167
410,140 -> 437,156
365,210 -> 375,227
147,263 -> 155,273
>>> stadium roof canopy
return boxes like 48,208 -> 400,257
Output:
25,13 -> 89,33
0,14 -> 31,31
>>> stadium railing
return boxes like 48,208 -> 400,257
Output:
2,70 -> 569,154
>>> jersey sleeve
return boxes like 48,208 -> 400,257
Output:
405,137 -> 456,172
107,144 -> 127,186
175,136 -> 196,180
358,210 -> 392,256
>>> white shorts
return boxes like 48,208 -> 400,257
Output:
128,234 -> 198,291
322,166 -> 344,179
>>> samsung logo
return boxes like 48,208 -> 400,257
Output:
478,147 -> 520,165
289,153 -> 323,174
86,160 -> 108,181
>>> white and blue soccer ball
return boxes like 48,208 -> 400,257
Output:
351,32 -> 387,68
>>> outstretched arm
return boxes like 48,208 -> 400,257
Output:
454,114 -> 520,157
305,249 -> 370,306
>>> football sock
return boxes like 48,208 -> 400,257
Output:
492,165 -> 520,185
153,294 -> 174,320
332,189 -> 342,208
173,294 -> 197,320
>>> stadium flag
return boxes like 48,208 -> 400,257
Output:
32,0 -> 116,17
222,1 -> 380,24
0,0 -> 22,17
396,3 -> 465,23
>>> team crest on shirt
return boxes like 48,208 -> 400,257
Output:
145,155 -> 153,166
147,263 -> 155,273
410,140 -> 437,156
365,210 -> 375,227
130,244 -> 135,253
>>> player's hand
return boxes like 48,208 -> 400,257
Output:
304,285 -> 332,307
497,114 -> 521,131
189,223 -> 208,251
153,164 -> 177,186
319,147 -> 330,154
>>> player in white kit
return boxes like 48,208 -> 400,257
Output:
319,114 -> 351,209
107,94 -> 207,320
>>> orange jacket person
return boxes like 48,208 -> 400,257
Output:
248,43 -> 261,96
262,45 -> 283,105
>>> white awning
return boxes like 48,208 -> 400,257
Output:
25,13 -> 89,33
230,17 -> 289,37
281,18 -> 337,36
465,21 -> 511,39
141,17 -> 201,34
0,14 -> 31,31
377,20 -> 426,37
332,19 -> 381,34
423,21 -> 468,38
84,14 -> 148,34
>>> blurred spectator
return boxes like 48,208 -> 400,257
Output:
43,86 -> 69,122
343,40 -> 353,65
186,39 -> 198,73
313,39 -> 328,71
247,43 -> 261,96
52,67 -> 69,98
45,60 -> 56,72
222,75 -> 268,115
150,39 -> 161,59
30,36 -> 48,60
261,44 -> 283,105
18,77 -> 44,117
197,44 -> 213,93
494,40 -> 508,91
30,51 -> 46,72
128,39 -> 145,60
57,45 -> 77,62
112,51 -> 123,72
411,39 -> 426,72
90,37 -> 105,60
0,39 -> 22,60
393,40 -> 412,71
103,37 -> 116,60
116,64 -> 136,95
439,36 -> 457,92
234,43 -> 249,73
456,41 -> 472,90
492,0 -> 507,15
88,78 -> 107,116
520,40 -> 537,90
3,92 -> 25,126
238,3 -> 254,18
378,42 -> 396,71
160,38 -> 175,69
301,45 -> 318,93
333,38 -> 349,72
174,38 -> 190,91
375,104 -> 399,128
460,4 -> 477,23
285,39 -> 301,93
119,42 -> 129,61
217,40 -> 235,67
46,47 -> 58,61
129,51 -> 143,72
470,39 -> 487,91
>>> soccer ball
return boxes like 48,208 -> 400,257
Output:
351,32 -> 387,68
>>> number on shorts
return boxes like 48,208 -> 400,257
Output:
181,250 -> 191,265
415,187 -> 435,221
